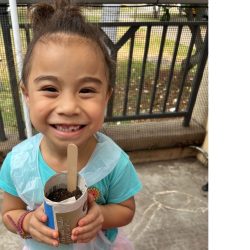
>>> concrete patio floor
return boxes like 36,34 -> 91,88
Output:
0,157 -> 208,250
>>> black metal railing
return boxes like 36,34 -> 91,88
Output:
99,21 -> 208,125
0,2 -> 208,141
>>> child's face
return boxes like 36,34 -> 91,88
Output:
22,35 -> 111,149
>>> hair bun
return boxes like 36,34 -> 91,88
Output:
54,0 -> 72,9
30,0 -> 83,36
30,3 -> 55,33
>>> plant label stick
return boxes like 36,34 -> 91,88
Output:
67,144 -> 78,192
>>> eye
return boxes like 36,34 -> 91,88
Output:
79,88 -> 96,94
41,86 -> 58,92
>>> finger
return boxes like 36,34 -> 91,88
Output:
78,221 -> 100,234
73,219 -> 102,237
75,227 -> 101,243
33,206 -> 47,223
31,229 -> 59,247
29,221 -> 59,246
78,205 -> 100,226
29,215 -> 59,239
31,221 -> 58,237
77,213 -> 96,227
78,204 -> 103,227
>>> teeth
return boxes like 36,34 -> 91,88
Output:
55,125 -> 81,132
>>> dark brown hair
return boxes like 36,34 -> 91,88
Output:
21,0 -> 114,91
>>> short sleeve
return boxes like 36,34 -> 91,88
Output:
0,152 -> 18,196
107,152 -> 142,203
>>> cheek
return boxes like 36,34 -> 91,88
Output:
28,98 -> 50,118
88,100 -> 107,120
28,100 -> 41,112
92,107 -> 106,120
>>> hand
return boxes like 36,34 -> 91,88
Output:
71,193 -> 104,243
23,204 -> 59,247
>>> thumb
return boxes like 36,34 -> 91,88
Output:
35,203 -> 47,223
88,192 -> 95,205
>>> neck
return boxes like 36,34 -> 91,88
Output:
40,136 -> 97,173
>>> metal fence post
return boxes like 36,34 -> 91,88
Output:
0,109 -> 7,141
183,29 -> 208,127
0,5 -> 26,140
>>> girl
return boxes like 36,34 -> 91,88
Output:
0,0 -> 142,249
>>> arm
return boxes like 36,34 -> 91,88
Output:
100,196 -> 135,229
1,192 -> 59,247
71,194 -> 135,243
1,192 -> 27,233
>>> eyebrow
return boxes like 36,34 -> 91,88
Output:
77,76 -> 103,85
34,75 -> 103,85
34,75 -> 59,84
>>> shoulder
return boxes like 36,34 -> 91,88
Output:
96,131 -> 131,163
81,132 -> 130,186
96,132 -> 129,157
109,152 -> 135,178
0,151 -> 19,196
96,132 -> 131,167
0,151 -> 12,171
11,133 -> 42,163
96,132 -> 122,149
12,133 -> 42,152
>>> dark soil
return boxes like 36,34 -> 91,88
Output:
47,187 -> 82,202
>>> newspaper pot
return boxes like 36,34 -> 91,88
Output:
44,173 -> 88,244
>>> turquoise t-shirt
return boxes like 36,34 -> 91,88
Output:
0,144 -> 142,243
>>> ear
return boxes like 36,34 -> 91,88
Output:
105,87 -> 113,103
20,82 -> 30,105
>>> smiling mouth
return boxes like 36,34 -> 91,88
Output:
52,124 -> 85,132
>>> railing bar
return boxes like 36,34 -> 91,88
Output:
105,111 -> 187,122
136,25 -> 151,115
149,25 -> 168,114
1,1 -> 209,5
175,25 -> 198,111
0,6 -> 26,140
106,50 -> 118,118
163,25 -> 183,112
0,110 -> 7,141
115,26 -> 139,50
100,28 -> 115,50
123,33 -> 135,116
23,25 -> 30,45
99,21 -> 208,27
183,28 -> 208,126
19,21 -> 207,29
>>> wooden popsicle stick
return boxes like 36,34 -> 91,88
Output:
67,144 -> 78,192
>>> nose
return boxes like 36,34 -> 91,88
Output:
56,93 -> 80,116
